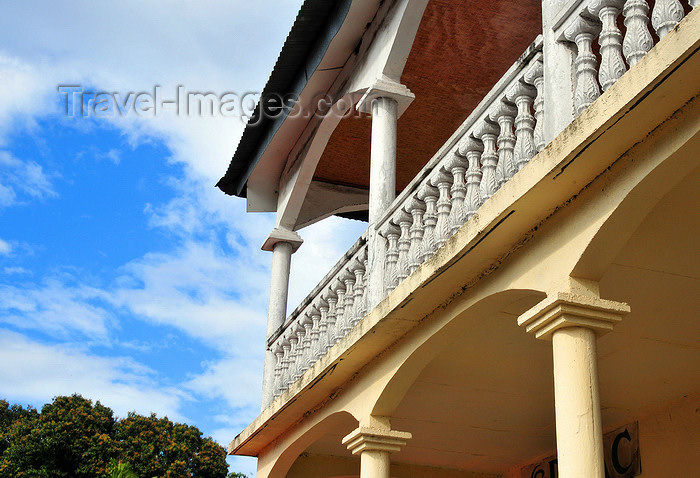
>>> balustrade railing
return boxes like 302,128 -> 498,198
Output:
556,0 -> 697,117
266,1 -> 697,401
375,38 -> 545,298
268,234 -> 368,399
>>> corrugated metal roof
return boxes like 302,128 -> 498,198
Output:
216,0 -> 354,197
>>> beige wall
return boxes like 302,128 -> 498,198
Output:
287,453 -> 498,478
503,393 -> 700,478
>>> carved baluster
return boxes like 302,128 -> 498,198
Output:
474,119 -> 500,203
489,101 -> 518,187
299,314 -> 313,376
459,137 -> 484,220
565,16 -> 602,116
316,298 -> 329,359
332,279 -> 346,343
307,306 -> 321,367
407,197 -> 426,274
589,0 -> 627,92
289,322 -> 304,385
507,80 -> 537,172
394,209 -> 413,284
324,289 -> 338,349
652,0 -> 685,38
418,183 -> 439,263
340,268 -> 356,336
690,0 -> 699,9
431,169 -> 453,250
381,221 -> 401,293
623,0 -> 654,67
352,256 -> 366,326
280,335 -> 292,392
524,57 -> 545,153
446,153 -> 468,236
272,342 -> 284,398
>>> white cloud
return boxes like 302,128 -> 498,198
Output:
0,151 -> 56,207
0,238 -> 11,255
0,330 -> 187,420
0,278 -> 112,340
110,240 -> 269,353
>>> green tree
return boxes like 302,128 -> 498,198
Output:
0,394 -> 115,477
0,395 -> 233,478
114,411 -> 229,478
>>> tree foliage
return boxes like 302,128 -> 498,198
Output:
0,395 -> 232,478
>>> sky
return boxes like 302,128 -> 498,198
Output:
0,1 -> 367,475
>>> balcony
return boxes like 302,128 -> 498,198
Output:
220,1 -> 700,476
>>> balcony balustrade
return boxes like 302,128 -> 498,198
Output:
265,1 -> 697,404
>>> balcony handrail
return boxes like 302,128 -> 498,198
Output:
267,231 -> 368,347
373,35 -> 544,233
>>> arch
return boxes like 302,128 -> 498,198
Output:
264,411 -> 358,478
572,117 -> 700,281
372,288 -> 545,417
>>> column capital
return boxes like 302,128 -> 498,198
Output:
518,292 -> 630,340
342,427 -> 412,455
356,77 -> 415,117
261,227 -> 303,253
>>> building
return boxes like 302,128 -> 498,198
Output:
217,1 -> 700,477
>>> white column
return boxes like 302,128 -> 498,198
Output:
342,425 -> 411,478
518,292 -> 630,478
369,96 -> 399,225
356,78 -> 414,311
260,227 -> 303,409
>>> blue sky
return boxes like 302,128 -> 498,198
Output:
0,1 -> 366,475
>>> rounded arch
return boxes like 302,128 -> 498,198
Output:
372,288 -> 546,417
573,118 -> 700,281
265,411 -> 358,478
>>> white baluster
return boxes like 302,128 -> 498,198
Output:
352,256 -> 366,326
524,57 -> 545,153
589,0 -> 627,92
394,209 -> 413,283
418,183 -> 439,263
332,279 -> 346,343
447,153 -> 468,235
507,80 -> 537,172
565,16 -> 602,116
431,169 -> 453,250
623,0 -> 654,67
324,289 -> 338,349
340,268 -> 356,336
280,335 -> 291,393
316,298 -> 329,359
381,221 -> 401,293
474,119 -> 500,203
690,0 -> 699,9
308,307 -> 321,367
407,197 -> 426,274
272,342 -> 284,398
459,137 -> 483,220
300,314 -> 313,376
489,101 -> 518,187
651,0 -> 685,38
288,322 -> 304,380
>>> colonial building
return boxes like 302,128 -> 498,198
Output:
217,1 -> 700,477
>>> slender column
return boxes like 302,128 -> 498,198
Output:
260,228 -> 303,409
358,79 -> 414,312
518,292 -> 630,478
343,426 -> 412,478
